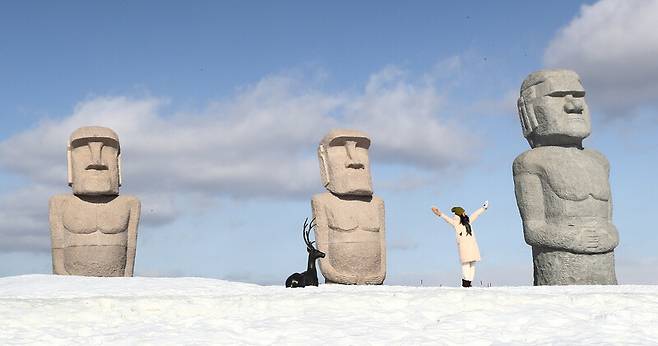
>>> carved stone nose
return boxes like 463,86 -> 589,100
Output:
344,141 -> 365,169
564,96 -> 583,114
87,142 -> 108,170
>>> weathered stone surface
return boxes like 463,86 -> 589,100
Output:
513,69 -> 619,285
49,126 -> 140,277
312,129 -> 386,284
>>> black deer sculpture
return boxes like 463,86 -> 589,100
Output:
286,218 -> 326,288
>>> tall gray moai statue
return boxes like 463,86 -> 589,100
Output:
311,129 -> 386,284
513,69 -> 619,285
49,126 -> 141,277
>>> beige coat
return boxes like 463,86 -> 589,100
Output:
439,207 -> 486,263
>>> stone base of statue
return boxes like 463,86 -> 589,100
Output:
62,245 -> 128,276
532,247 -> 617,285
324,278 -> 384,285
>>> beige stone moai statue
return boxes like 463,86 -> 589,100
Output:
513,69 -> 619,285
311,129 -> 386,284
49,126 -> 141,277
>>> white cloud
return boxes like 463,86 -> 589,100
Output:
0,185 -> 53,252
544,0 -> 658,116
348,66 -> 473,168
0,63 -> 478,252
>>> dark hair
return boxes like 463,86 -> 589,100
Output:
459,214 -> 472,236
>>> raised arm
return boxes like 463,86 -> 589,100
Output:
431,206 -> 457,226
469,201 -> 488,223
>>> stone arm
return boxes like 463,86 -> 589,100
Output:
514,172 -> 613,253
124,197 -> 141,277
368,197 -> 386,284
605,193 -> 619,250
469,207 -> 486,223
311,197 -> 340,283
48,196 -> 68,275
594,197 -> 620,252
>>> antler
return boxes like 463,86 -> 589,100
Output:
303,217 -> 317,249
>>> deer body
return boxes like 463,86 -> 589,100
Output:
286,218 -> 325,288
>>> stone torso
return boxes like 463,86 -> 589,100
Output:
518,147 -> 610,227
51,194 -> 138,276
62,195 -> 131,246
513,145 -> 618,284
311,192 -> 386,284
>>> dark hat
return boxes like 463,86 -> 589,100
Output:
451,206 -> 465,216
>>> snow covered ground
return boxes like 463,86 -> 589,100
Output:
1,275 -> 657,345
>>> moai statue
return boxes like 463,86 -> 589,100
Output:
49,126 -> 141,277
513,69 -> 619,285
311,129 -> 386,284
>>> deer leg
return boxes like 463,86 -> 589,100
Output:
286,272 -> 305,288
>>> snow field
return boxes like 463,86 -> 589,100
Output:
1,275 -> 657,345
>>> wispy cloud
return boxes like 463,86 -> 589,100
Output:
544,0 -> 658,117
0,61 -> 479,252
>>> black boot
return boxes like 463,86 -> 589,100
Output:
462,279 -> 471,287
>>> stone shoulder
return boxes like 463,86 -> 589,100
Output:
311,192 -> 333,205
49,194 -> 72,203
117,195 -> 141,206
371,195 -> 384,207
583,148 -> 610,169
512,149 -> 544,176
49,194 -> 71,211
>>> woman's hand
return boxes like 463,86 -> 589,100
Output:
431,206 -> 442,217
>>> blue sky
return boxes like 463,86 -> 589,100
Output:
1,0 -> 657,285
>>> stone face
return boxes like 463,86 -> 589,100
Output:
318,129 -> 373,196
49,126 -> 140,277
312,129 -> 386,284
513,69 -> 619,285
68,126 -> 121,196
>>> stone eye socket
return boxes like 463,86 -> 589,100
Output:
547,91 -> 585,98
70,138 -> 120,151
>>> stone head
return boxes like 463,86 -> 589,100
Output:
318,129 -> 373,196
67,126 -> 121,196
517,69 -> 591,148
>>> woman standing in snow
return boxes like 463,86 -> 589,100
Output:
431,201 -> 488,287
